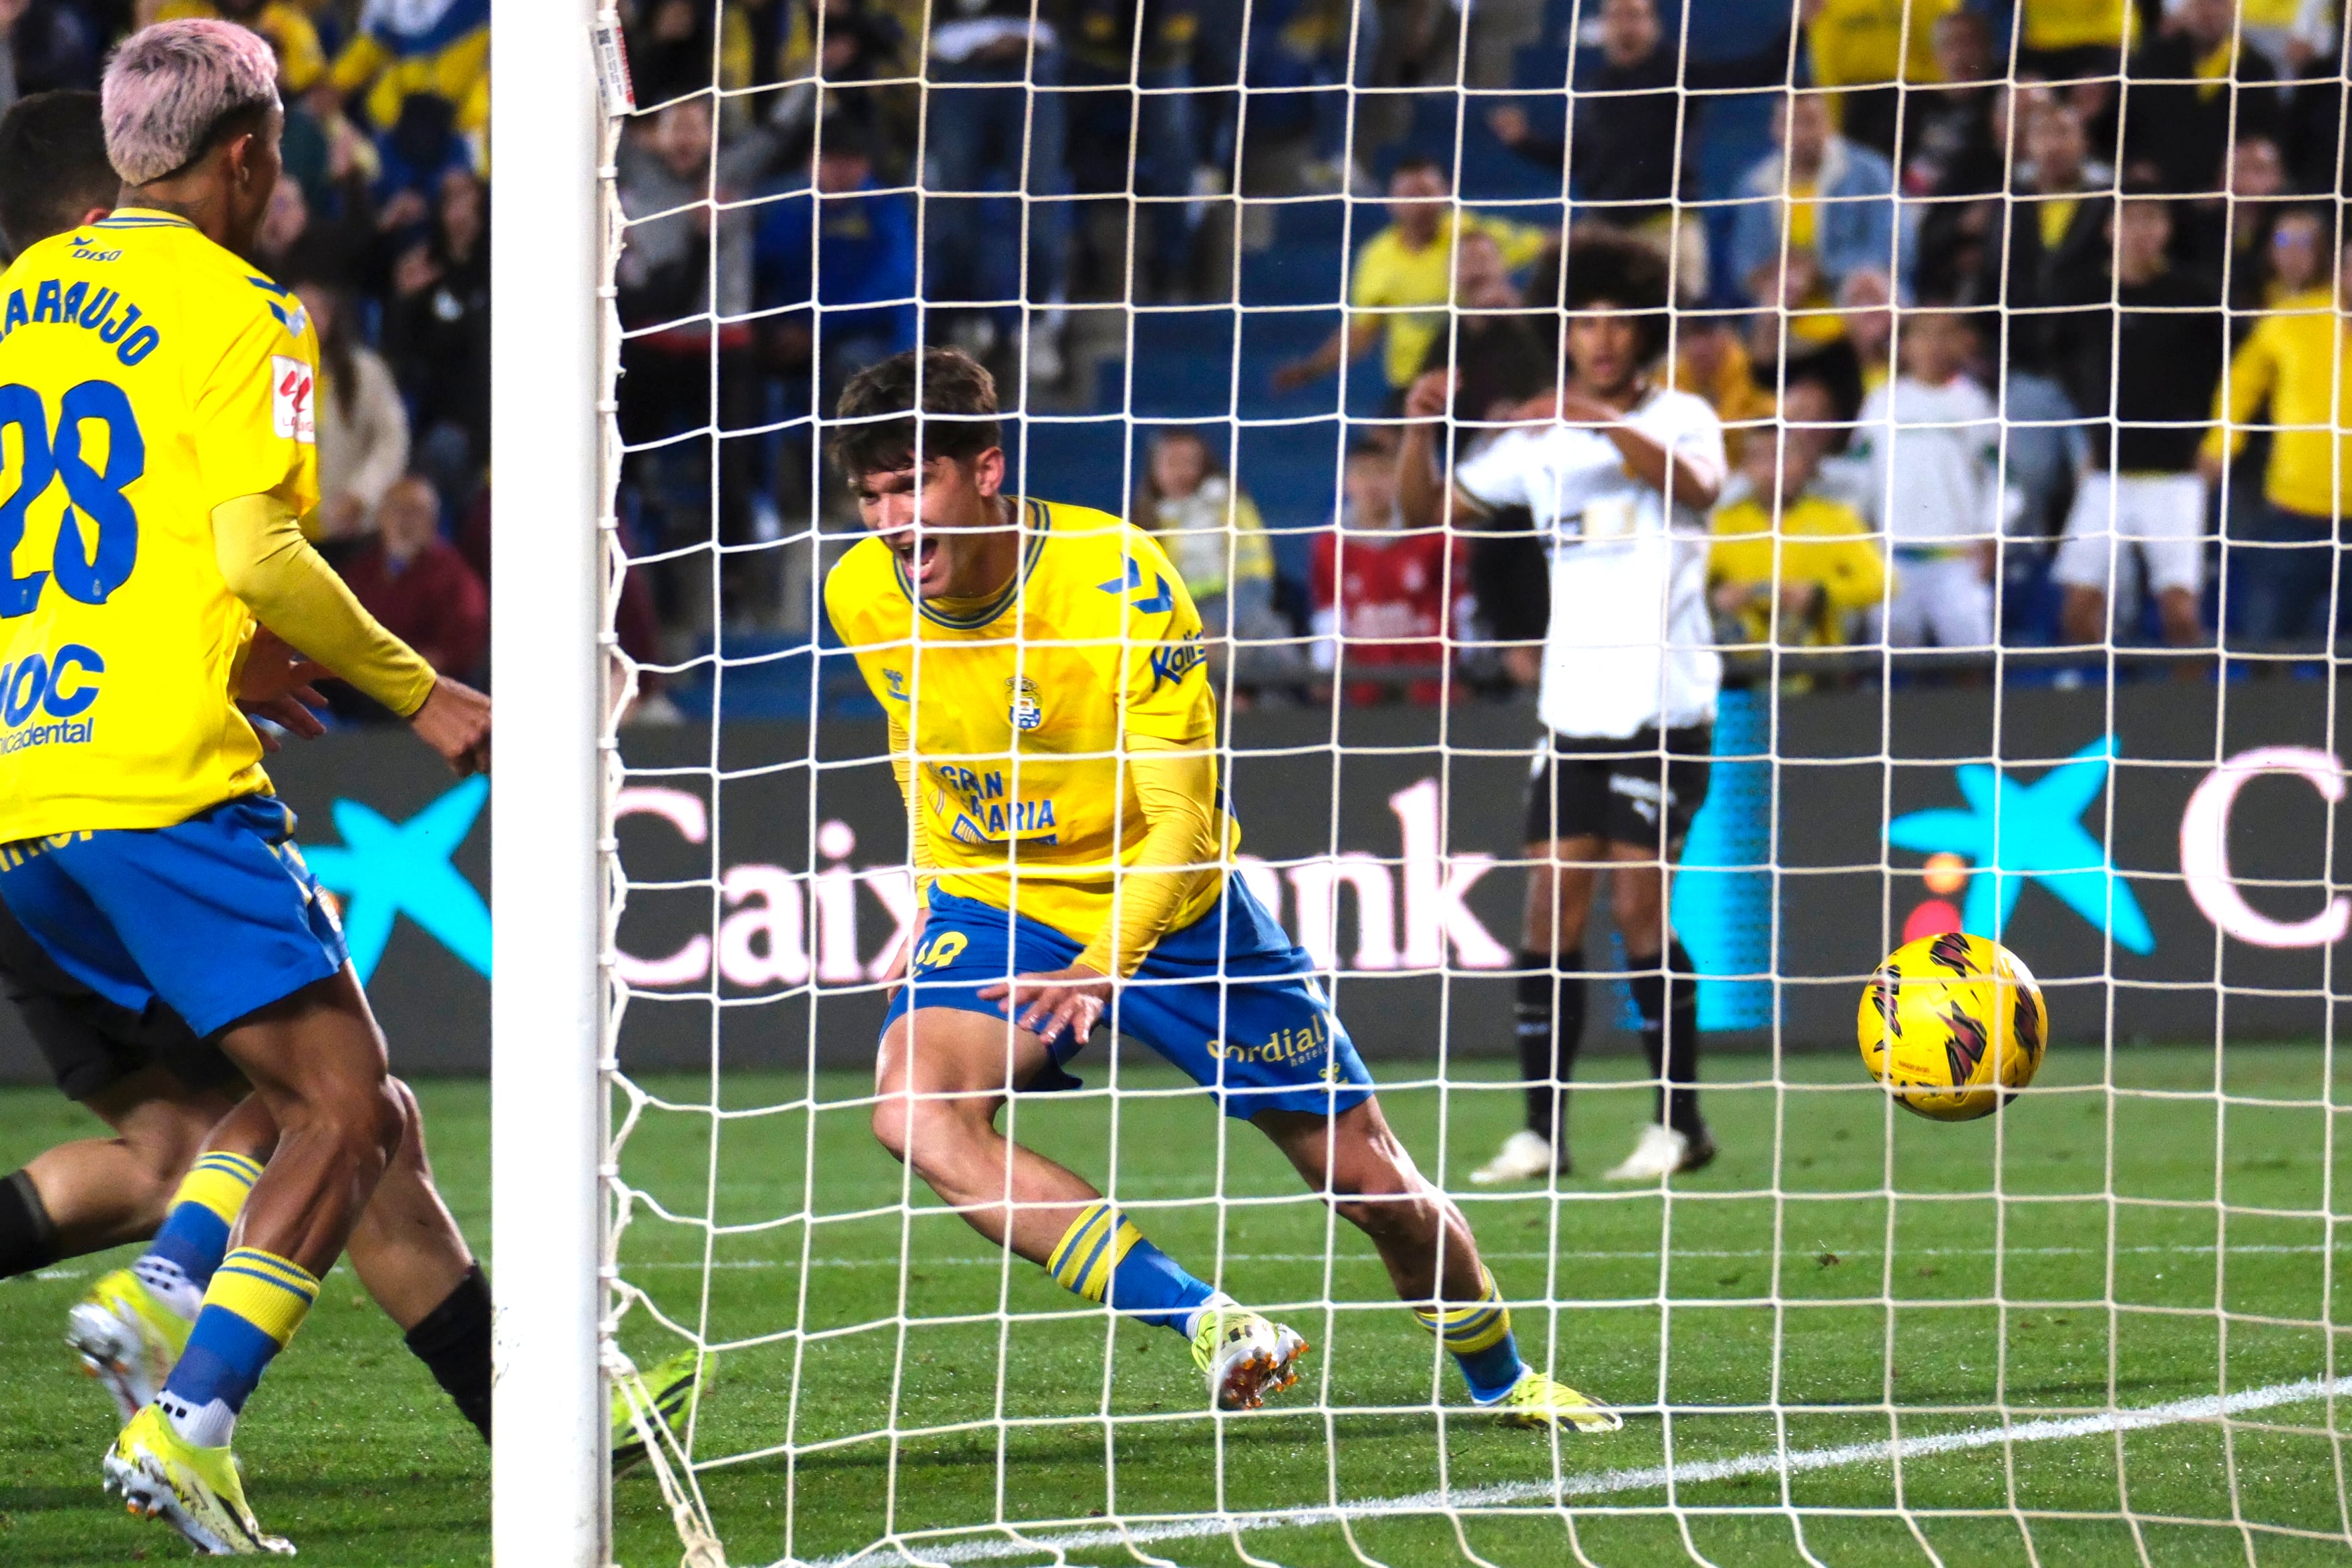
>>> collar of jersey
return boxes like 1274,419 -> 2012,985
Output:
894,498 -> 1051,630
92,208 -> 194,230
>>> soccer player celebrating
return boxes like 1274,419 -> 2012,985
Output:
824,347 -> 1619,1434
0,22 -> 489,1553
1397,230 -> 1726,1184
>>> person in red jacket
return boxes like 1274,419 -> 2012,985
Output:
1310,439 -> 1464,705
338,476 -> 489,696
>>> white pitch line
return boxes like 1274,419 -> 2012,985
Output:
800,1375 -> 2343,1568
620,1241 -> 2331,1272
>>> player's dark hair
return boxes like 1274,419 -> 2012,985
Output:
832,347 -> 1003,479
0,91 -> 116,261
1559,227 -> 1673,363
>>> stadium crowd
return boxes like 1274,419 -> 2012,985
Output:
3,0 -> 2341,716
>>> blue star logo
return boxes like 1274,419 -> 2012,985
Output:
305,778 -> 491,982
1888,736 -> 2155,956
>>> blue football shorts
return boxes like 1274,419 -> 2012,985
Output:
0,794 -> 349,1040
882,877 -> 1375,1120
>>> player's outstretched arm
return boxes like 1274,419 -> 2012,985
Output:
212,494 -> 490,774
1397,370 -> 1464,530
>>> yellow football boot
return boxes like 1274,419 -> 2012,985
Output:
1189,1306 -> 1309,1412
67,1268 -> 193,1423
102,1403 -> 293,1555
1490,1370 -> 1623,1433
612,1347 -> 716,1475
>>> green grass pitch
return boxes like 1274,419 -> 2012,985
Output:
0,1044 -> 2345,1565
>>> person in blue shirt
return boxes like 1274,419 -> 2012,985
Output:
755,115 -> 918,409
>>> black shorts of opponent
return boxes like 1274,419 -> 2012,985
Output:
0,894 -> 240,1103
1521,724 -> 1714,853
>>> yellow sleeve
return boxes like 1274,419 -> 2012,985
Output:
1488,217 -> 1552,270
212,494 -> 438,717
1348,236 -> 1395,308
1074,740 -> 1219,978
1816,528 -> 1890,616
2204,322 -> 2279,464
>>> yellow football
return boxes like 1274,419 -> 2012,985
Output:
1857,931 -> 2048,1122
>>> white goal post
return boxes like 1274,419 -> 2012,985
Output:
488,0 -> 608,1560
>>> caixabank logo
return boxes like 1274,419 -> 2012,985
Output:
1885,735 -> 2348,957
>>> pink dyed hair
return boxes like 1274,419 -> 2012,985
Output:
100,19 -> 279,186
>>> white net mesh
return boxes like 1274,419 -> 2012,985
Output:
591,2 -> 2350,1563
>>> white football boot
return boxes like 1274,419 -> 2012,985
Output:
1469,1129 -> 1562,1185
1602,1122 -> 1718,1182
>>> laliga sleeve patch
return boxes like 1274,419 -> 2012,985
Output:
271,355 -> 316,443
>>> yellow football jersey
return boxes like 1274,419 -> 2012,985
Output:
824,498 -> 1237,947
0,211 -> 321,840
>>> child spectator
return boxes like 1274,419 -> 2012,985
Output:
2049,193 -> 2224,652
1135,427 -> 1295,696
1709,379 -> 1889,657
1851,306 -> 2002,649
1312,441 -> 1460,705
339,477 -> 490,695
297,278 -> 411,557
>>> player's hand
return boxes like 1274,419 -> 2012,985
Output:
979,964 -> 1111,1048
244,691 -> 330,750
411,675 -> 492,776
237,627 -> 331,705
1403,369 -> 1456,421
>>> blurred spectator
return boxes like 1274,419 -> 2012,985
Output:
1134,427 -> 1295,696
755,115 -> 918,408
1852,307 -> 2001,648
2123,0 -> 2280,195
924,0 -> 1069,381
1486,0 -> 1785,297
1673,313 -> 1777,468
1745,246 -> 1866,420
0,0 -> 19,115
1805,0 -> 1957,158
339,477 -> 490,692
1313,440 -> 1459,704
152,0 -> 323,92
2014,0 -> 2150,82
768,0 -> 910,162
1727,92 -> 1902,301
1066,0 -> 1200,303
1709,379 -> 1888,655
2199,232 -> 2352,646
2259,203 -> 2329,304
1900,9 -> 2004,198
2049,193 -> 2224,650
6,0 -> 103,100
1975,98 -> 2110,374
625,0 -> 755,106
382,164 -> 490,506
1411,227 -> 1554,426
1273,156 -> 1550,399
2180,133 -> 2291,312
298,279 -> 411,554
374,92 -> 473,218
329,0 -> 490,138
616,96 -> 772,623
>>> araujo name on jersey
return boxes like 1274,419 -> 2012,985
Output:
0,280 -> 161,366
0,642 -> 103,751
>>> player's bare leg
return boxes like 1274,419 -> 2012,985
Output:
13,1069 -> 238,1259
1256,1097 -> 1621,1432
871,1004 -> 1284,1408
1475,835 -> 1602,1183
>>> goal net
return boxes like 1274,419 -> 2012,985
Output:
558,1 -> 2352,1563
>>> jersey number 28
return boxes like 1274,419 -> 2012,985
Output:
0,380 -> 144,616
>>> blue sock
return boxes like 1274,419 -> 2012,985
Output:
1415,1269 -> 1528,1403
158,1247 -> 319,1447
1046,1200 -> 1216,1332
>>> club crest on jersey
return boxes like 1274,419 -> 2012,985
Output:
1005,675 -> 1043,731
